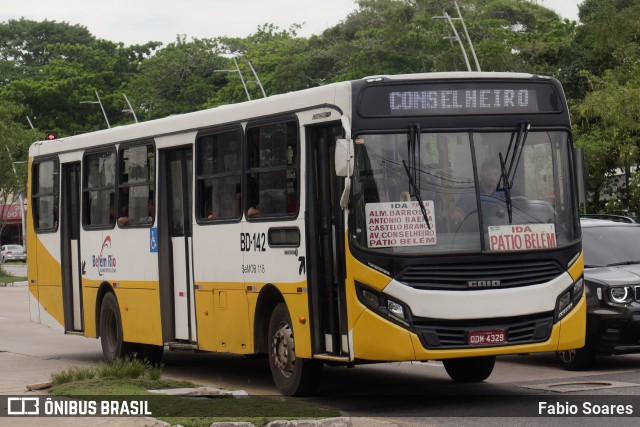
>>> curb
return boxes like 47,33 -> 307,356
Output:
0,280 -> 28,287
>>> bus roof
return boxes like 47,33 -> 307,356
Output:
29,71 -> 550,157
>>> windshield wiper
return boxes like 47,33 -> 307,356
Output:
498,151 -> 513,224
403,160 -> 431,230
498,121 -> 530,223
403,124 -> 431,230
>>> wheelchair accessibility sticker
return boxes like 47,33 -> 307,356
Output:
150,228 -> 158,253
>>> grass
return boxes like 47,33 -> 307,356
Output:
49,357 -> 339,427
0,267 -> 27,283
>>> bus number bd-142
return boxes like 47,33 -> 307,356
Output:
240,233 -> 267,252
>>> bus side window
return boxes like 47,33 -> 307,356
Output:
196,128 -> 242,222
246,120 -> 298,219
118,143 -> 155,227
83,149 -> 116,228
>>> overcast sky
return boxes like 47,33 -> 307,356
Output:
1,0 -> 581,46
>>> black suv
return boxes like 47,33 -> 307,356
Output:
557,218 -> 640,369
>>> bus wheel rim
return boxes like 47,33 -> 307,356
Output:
559,349 -> 576,364
272,322 -> 295,378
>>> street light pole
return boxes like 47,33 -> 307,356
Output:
233,58 -> 251,101
80,90 -> 111,129
247,61 -> 267,98
433,2 -> 481,72
214,58 -> 253,101
122,93 -> 138,123
454,1 -> 481,72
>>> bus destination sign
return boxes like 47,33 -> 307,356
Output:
358,81 -> 561,117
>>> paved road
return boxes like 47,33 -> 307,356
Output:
2,285 -> 640,426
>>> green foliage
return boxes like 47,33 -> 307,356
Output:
52,357 -> 164,386
124,36 -> 229,119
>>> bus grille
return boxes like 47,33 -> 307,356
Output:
397,260 -> 563,290
413,313 -> 554,349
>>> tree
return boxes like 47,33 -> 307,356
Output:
124,36 -> 229,119
0,102 -> 31,245
0,18 -> 94,86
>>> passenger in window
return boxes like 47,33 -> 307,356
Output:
248,175 -> 260,217
118,187 -> 130,226
146,198 -> 155,224
286,191 -> 297,214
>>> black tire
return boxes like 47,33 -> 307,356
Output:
443,356 -> 496,382
556,347 -> 595,371
268,302 -> 323,396
99,292 -> 135,361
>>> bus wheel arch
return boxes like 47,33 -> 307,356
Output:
95,282 -> 115,339
254,284 -> 284,354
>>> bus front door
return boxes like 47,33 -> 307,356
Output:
159,147 -> 196,343
307,123 -> 349,358
61,162 -> 83,332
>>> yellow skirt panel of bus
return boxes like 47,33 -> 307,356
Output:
195,290 -> 216,352
282,292 -> 312,358
82,286 -> 98,338
212,289 -> 252,354
352,309 -> 416,361
36,284 -> 64,327
114,288 -> 163,346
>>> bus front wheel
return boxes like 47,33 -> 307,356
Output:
443,356 -> 496,382
556,347 -> 595,371
268,302 -> 322,396
99,292 -> 134,361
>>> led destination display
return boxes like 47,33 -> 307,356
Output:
358,81 -> 562,117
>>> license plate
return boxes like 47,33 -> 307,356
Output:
468,329 -> 507,345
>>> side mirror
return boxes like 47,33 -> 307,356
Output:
335,138 -> 354,177
336,115 -> 354,209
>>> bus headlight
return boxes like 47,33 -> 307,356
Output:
555,277 -> 584,322
387,300 -> 405,319
573,278 -> 584,303
356,282 -> 412,328
608,286 -> 633,304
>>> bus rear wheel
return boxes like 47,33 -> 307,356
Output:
99,292 -> 135,361
268,302 -> 322,396
443,356 -> 496,382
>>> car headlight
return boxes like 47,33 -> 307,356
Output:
608,286 -> 633,304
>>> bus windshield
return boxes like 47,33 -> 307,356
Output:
351,130 -> 578,254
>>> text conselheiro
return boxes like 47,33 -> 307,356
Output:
488,224 -> 557,251
365,201 -> 437,248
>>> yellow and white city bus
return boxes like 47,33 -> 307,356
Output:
27,72 -> 585,395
